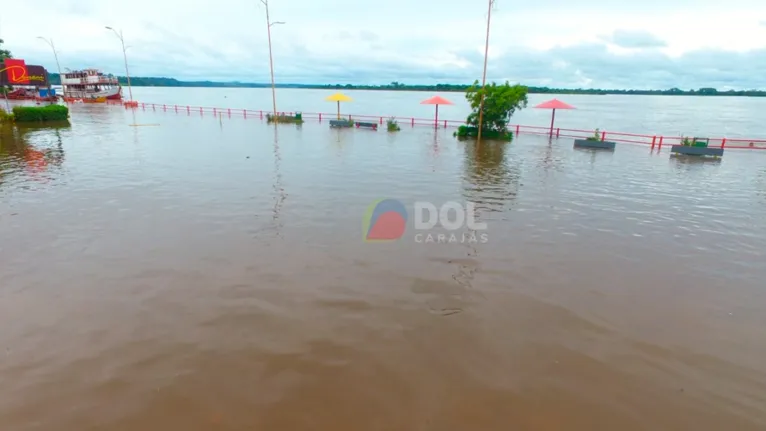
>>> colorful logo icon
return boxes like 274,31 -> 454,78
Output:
363,199 -> 408,242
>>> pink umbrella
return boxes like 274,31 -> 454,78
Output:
420,95 -> 454,129
534,98 -> 576,137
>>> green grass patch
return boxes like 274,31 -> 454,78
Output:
12,104 -> 69,123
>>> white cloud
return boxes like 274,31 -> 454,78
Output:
2,0 -> 766,89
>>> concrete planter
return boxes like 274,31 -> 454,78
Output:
574,139 -> 616,150
670,145 -> 724,157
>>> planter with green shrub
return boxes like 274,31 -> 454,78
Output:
454,125 -> 512,141
574,128 -> 616,150
452,80 -> 527,142
386,117 -> 400,132
12,105 -> 69,123
266,112 -> 304,124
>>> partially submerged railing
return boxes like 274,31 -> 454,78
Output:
86,100 -> 766,151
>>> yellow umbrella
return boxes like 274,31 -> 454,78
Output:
325,92 -> 353,119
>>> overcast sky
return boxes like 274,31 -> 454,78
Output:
3,0 -> 766,89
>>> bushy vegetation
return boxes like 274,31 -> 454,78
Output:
266,112 -> 304,124
680,136 -> 708,148
386,117 -> 400,132
454,80 -> 527,141
454,125 -> 512,141
0,109 -> 13,124
12,105 -> 69,122
586,128 -> 601,141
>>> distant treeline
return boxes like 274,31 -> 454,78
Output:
46,74 -> 766,97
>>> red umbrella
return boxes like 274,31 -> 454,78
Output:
420,95 -> 453,129
534,98 -> 576,137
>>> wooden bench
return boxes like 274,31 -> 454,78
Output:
329,120 -> 352,128
355,121 -> 378,130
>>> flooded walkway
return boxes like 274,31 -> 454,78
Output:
1,107 -> 765,429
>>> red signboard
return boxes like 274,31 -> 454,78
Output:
0,59 -> 48,86
3,58 -> 30,84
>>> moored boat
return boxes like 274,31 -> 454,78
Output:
61,69 -> 122,101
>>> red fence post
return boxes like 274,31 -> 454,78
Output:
411,117 -> 414,127
721,138 -> 726,148
141,103 -> 145,110
174,105 -> 177,113
658,136 -> 663,149
516,124 -> 520,135
213,108 -> 217,116
163,104 -> 166,111
152,104 -> 155,111
200,106 -> 203,115
260,110 -> 263,119
601,131 -> 606,142
186,105 -> 190,113
444,120 -> 447,128
556,128 -> 560,138
319,113 -> 322,122
651,136 -> 656,149
380,117 -> 383,125
228,108 -> 231,118
244,110 -> 247,119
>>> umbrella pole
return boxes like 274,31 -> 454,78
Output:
435,104 -> 439,129
337,101 -> 340,120
549,109 -> 556,137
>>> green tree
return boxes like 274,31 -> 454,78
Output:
465,80 -> 528,133
0,38 -> 11,61
1,38 -> 12,96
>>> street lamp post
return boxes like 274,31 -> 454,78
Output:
260,0 -> 284,120
105,26 -> 134,104
36,37 -> 65,98
477,0 -> 495,143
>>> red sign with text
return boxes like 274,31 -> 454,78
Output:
2,58 -> 30,84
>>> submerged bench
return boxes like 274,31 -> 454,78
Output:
574,138 -> 616,150
671,145 -> 724,157
356,121 -> 378,130
329,119 -> 352,128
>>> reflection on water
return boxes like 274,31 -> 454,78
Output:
271,125 -> 286,240
0,124 -> 66,189
461,139 -> 520,213
1,109 -> 766,430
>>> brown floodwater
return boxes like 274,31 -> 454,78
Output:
1,105 -> 766,430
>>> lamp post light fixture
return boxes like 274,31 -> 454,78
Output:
260,0 -> 284,120
36,37 -> 65,97
105,26 -> 135,105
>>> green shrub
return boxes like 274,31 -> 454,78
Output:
266,112 -> 304,124
454,125 -> 513,141
586,128 -> 601,141
681,136 -> 693,146
386,117 -> 400,132
0,109 -> 13,124
12,104 -> 69,122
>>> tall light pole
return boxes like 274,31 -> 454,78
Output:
105,26 -> 133,104
477,0 -> 495,143
260,0 -> 284,119
36,37 -> 65,97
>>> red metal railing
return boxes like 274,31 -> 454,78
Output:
89,100 -> 766,151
